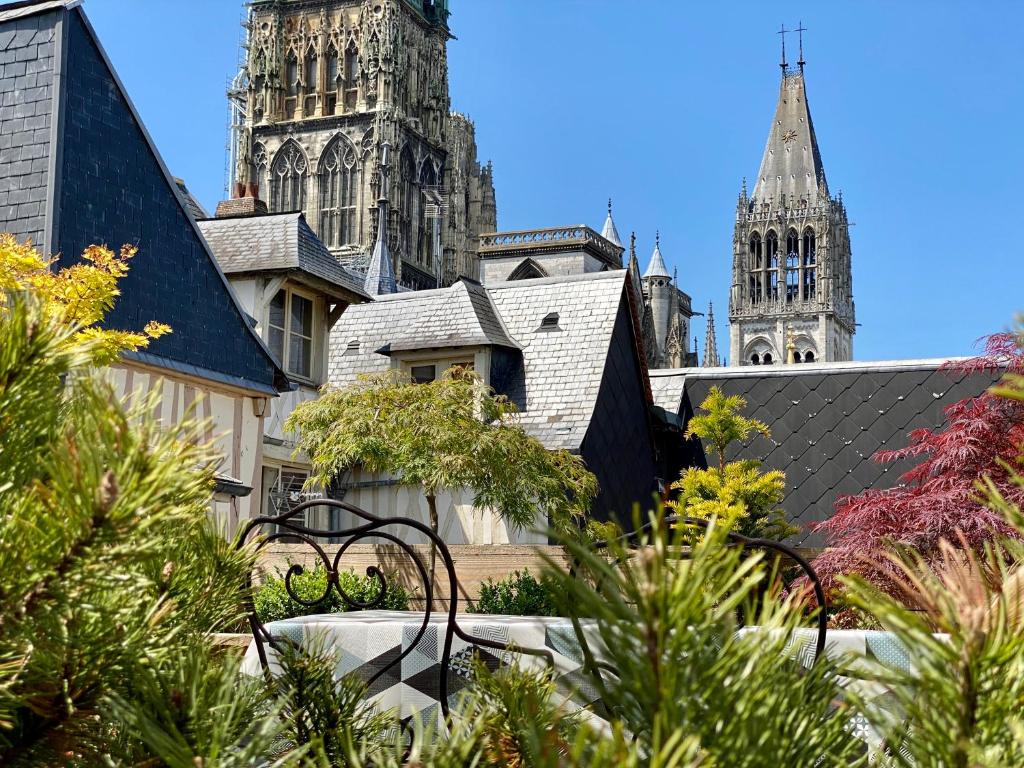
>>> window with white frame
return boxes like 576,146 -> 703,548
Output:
268,288 -> 316,380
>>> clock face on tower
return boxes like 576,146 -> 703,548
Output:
782,129 -> 798,144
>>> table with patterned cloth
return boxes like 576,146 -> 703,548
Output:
239,611 -> 603,729
240,611 -> 913,752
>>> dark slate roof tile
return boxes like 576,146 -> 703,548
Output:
676,361 -> 999,546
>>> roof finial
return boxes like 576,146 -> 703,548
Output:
608,197 -> 613,215
796,21 -> 806,73
655,230 -> 660,248
778,23 -> 789,74
630,231 -> 636,257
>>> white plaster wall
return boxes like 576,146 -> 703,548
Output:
338,467 -> 547,546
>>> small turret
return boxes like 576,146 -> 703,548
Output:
601,198 -> 623,249
643,232 -> 675,366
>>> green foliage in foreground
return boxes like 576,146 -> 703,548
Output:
4,277 -> 1024,766
470,570 -> 559,617
254,563 -> 410,624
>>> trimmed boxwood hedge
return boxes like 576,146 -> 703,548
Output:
254,563 -> 410,623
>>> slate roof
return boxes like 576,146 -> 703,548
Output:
0,0 -> 287,394
174,178 -> 207,220
0,0 -> 77,23
329,271 -> 632,451
661,359 -> 1000,547
197,213 -> 369,301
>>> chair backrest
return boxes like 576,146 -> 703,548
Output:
235,497 -> 553,721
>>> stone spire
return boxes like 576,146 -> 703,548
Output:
601,198 -> 623,248
364,142 -> 398,296
626,231 -> 643,307
702,302 -> 719,368
751,67 -> 828,206
643,232 -> 671,279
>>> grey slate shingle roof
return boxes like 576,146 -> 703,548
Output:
196,213 -> 369,300
661,359 -> 1000,546
0,0 -> 77,23
328,271 -> 630,451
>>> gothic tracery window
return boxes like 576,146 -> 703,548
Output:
766,231 -> 779,300
399,147 -> 417,263
318,137 -> 359,248
786,251 -> 799,303
748,233 -> 763,303
418,162 -> 437,267
285,53 -> 299,118
303,48 -> 319,117
803,228 -> 817,300
253,142 -> 269,200
344,43 -> 359,110
325,46 -> 340,116
270,141 -> 307,213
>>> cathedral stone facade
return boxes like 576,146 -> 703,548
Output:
229,0 -> 496,290
729,58 -> 855,366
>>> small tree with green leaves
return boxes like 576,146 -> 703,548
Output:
286,369 -> 598,579
667,386 -> 796,539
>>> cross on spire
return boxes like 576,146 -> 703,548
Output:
778,23 -> 789,72
796,21 -> 807,72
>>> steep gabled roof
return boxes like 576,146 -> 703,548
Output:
197,213 -> 369,301
752,71 -> 829,205
657,359 -> 999,546
0,0 -> 287,394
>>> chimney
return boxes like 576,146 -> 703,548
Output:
215,191 -> 268,218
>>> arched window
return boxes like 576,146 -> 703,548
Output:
748,233 -> 763,303
763,352 -> 774,365
804,350 -> 815,363
344,43 -> 359,111
318,137 -> 359,248
285,53 -> 299,118
786,251 -> 799,302
509,259 -> 547,280
766,231 -> 779,300
748,232 -> 762,269
399,147 -> 417,262
750,353 -> 760,365
270,141 -> 307,213
786,229 -> 799,259
253,142 -> 268,200
802,228 -> 816,300
303,48 -> 318,117
793,351 -> 802,363
418,162 -> 437,267
324,46 -> 340,115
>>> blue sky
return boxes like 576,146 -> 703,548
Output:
84,0 -> 1023,362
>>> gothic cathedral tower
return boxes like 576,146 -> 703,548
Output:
229,0 -> 497,291
729,38 -> 855,366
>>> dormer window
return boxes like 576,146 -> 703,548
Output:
268,287 -> 316,381
345,338 -> 360,355
538,312 -> 560,331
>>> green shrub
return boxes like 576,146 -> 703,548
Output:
470,570 -> 559,616
254,563 -> 410,623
